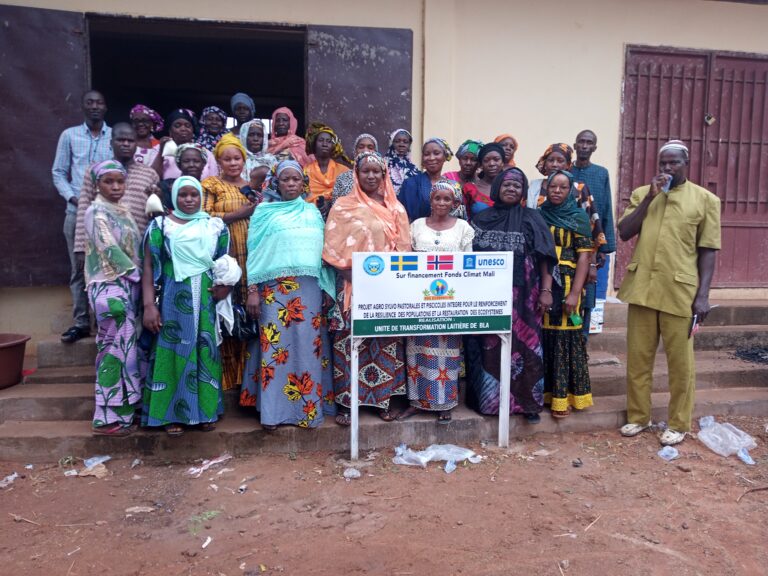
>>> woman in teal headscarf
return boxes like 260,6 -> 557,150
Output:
239,160 -> 337,429
141,176 -> 237,436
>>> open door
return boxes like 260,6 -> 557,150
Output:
306,25 -> 413,158
0,5 -> 88,286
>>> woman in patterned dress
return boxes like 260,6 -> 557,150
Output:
141,176 -> 238,436
202,133 -> 259,390
240,160 -> 336,429
539,170 -> 594,417
397,179 -> 475,423
84,160 -> 142,435
323,151 -> 412,425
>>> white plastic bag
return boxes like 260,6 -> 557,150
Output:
697,417 -> 756,457
392,444 -> 483,468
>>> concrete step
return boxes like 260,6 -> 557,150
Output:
589,325 -> 768,355
36,337 -> 98,368
1,387 -> 767,463
24,366 -> 96,385
601,301 -> 768,329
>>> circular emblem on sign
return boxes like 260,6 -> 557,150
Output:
363,255 -> 385,276
429,279 -> 449,296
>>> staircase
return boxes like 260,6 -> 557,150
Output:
1,302 -> 766,462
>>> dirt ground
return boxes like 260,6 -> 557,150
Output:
1,416 -> 767,576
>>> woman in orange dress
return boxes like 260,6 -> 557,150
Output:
303,123 -> 351,209
202,133 -> 258,390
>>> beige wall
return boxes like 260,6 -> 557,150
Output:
2,0 -> 767,347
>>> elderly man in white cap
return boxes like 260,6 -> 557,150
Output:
616,140 -> 721,446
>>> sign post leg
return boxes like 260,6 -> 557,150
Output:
350,337 -> 361,461
498,333 -> 511,448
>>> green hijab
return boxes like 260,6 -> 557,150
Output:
539,170 -> 592,238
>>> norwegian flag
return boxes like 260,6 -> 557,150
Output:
427,254 -> 454,270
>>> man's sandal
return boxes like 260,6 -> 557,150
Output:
659,429 -> 687,446
620,422 -> 652,437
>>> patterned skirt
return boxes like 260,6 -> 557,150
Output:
542,328 -> 593,412
405,335 -> 460,411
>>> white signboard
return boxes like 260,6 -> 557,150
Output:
351,251 -> 513,337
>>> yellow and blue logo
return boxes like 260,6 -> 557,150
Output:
390,255 -> 418,271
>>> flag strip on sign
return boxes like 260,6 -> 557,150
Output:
390,255 -> 418,271
427,254 -> 454,270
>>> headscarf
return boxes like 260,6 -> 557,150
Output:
385,128 -> 419,194
423,137 -> 454,162
129,104 -> 163,133
175,142 -> 209,166
353,133 -> 379,154
431,178 -> 466,220
267,107 -> 311,166
213,132 -> 247,162
168,176 -> 217,281
246,173 -> 335,296
305,122 -> 352,165
471,167 -> 556,286
535,143 -> 573,176
239,120 -> 277,181
456,139 -> 483,159
90,159 -> 127,184
477,143 -> 507,179
323,151 -> 411,310
196,106 -> 228,151
276,159 -> 304,179
84,195 -> 140,285
659,139 -> 689,160
539,170 -> 592,237
494,133 -> 519,167
166,109 -> 198,136
230,92 -> 255,116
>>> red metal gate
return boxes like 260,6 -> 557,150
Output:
616,46 -> 768,289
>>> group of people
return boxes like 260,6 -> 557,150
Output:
52,89 -> 719,447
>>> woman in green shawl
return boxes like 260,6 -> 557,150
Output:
539,169 -> 594,418
240,160 -> 336,429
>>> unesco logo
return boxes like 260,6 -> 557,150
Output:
463,255 -> 476,269
363,255 -> 385,276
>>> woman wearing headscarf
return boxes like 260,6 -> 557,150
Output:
230,92 -> 255,132
152,109 -> 219,181
466,168 -> 557,421
239,160 -> 337,429
539,169 -> 594,418
238,119 -> 277,188
330,133 -> 378,209
202,133 -> 258,391
385,128 -> 420,195
468,143 -> 506,216
444,139 -> 483,220
141,176 -> 239,436
397,178 -> 475,423
527,142 -> 573,208
267,107 -> 311,167
303,122 -> 352,207
323,151 -> 411,424
157,143 -> 207,211
400,137 -> 466,222
84,160 -> 142,436
494,134 -> 519,168
130,104 -> 163,166
197,106 -> 228,151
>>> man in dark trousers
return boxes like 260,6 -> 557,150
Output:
570,130 -> 616,336
617,140 -> 720,446
52,90 -> 112,343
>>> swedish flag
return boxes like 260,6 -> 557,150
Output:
390,255 -> 418,271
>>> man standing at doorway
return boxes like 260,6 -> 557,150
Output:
570,130 -> 615,336
617,140 -> 720,446
73,122 -> 159,257
52,90 -> 112,343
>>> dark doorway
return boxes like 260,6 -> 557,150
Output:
88,15 -> 307,132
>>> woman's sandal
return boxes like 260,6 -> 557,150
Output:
378,409 -> 397,422
165,423 -> 185,437
437,411 -> 452,424
396,406 -> 420,422
551,409 -> 570,419
262,424 -> 278,431
335,413 -> 351,427
199,422 -> 216,432
92,423 -> 132,436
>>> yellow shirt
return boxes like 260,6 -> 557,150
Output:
617,180 -> 721,318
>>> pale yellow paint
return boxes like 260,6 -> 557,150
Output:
2,0 -> 767,343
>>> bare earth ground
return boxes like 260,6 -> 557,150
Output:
1,416 -> 767,576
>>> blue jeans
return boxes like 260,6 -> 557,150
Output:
64,211 -> 90,329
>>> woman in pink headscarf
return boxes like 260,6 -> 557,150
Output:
267,107 -> 311,167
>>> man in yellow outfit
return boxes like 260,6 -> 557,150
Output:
617,140 -> 720,446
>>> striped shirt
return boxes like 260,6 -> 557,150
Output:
74,162 -> 159,253
569,163 -> 616,253
52,122 -> 112,213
